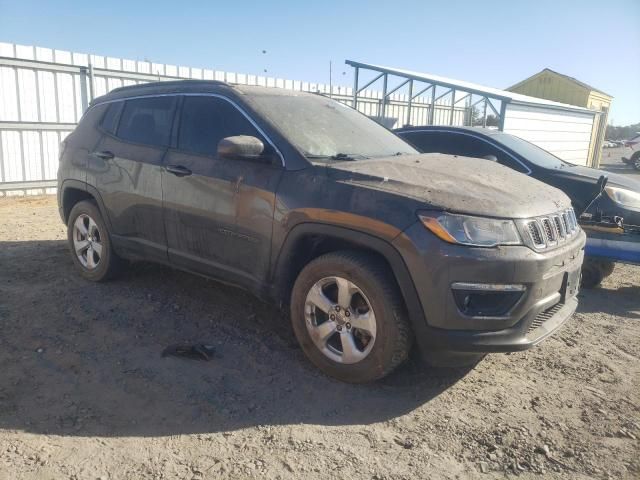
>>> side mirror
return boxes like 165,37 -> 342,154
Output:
483,154 -> 498,162
217,135 -> 265,161
596,174 -> 608,194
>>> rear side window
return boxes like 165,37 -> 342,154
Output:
116,96 -> 176,147
178,96 -> 263,156
402,131 -> 459,154
403,131 -> 528,173
100,101 -> 123,134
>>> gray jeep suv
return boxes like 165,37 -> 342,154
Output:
57,80 -> 585,383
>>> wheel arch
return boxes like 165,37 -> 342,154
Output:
271,223 -> 430,347
59,180 -> 112,230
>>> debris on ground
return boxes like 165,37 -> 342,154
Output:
161,344 -> 216,361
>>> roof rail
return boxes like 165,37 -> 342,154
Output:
108,79 -> 228,95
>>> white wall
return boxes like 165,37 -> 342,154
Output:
503,103 -> 595,166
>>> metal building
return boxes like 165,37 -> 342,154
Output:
348,61 -> 599,166
507,68 -> 612,168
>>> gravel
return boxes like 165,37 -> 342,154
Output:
0,195 -> 638,479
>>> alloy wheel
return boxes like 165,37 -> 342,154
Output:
72,213 -> 103,270
304,276 -> 377,364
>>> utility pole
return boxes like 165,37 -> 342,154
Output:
329,60 -> 333,98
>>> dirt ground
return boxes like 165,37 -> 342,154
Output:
0,195 -> 638,480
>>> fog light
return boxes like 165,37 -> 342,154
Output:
451,283 -> 525,317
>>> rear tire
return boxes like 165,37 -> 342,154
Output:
67,200 -> 123,281
290,250 -> 412,383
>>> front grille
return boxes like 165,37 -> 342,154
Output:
561,213 -> 570,233
553,216 -> 565,238
528,222 -> 544,247
521,208 -> 579,251
527,303 -> 564,334
542,218 -> 556,243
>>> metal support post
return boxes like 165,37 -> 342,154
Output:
351,67 -> 359,109
406,79 -> 413,126
79,66 -> 90,113
379,73 -> 388,121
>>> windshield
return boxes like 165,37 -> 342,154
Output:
493,133 -> 570,169
244,92 -> 418,160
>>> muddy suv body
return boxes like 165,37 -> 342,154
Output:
58,81 -> 585,382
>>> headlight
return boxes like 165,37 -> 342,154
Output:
419,212 -> 522,247
604,186 -> 640,210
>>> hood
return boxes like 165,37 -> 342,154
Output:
564,165 -> 640,192
325,153 -> 571,219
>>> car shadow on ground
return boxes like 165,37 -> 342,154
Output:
576,284 -> 640,319
0,240 -> 473,438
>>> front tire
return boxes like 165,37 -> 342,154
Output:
67,200 -> 123,281
290,251 -> 412,383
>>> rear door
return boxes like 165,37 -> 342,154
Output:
88,96 -> 177,262
162,95 -> 283,288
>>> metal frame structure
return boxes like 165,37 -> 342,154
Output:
347,60 -> 509,130
347,60 -> 597,132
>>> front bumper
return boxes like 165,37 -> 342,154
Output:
421,294 -> 577,353
393,222 -> 586,353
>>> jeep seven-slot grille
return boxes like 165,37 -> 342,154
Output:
528,222 -> 544,246
553,216 -> 565,237
523,208 -> 578,250
542,218 -> 556,242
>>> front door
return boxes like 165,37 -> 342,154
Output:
88,96 -> 177,262
162,95 -> 283,288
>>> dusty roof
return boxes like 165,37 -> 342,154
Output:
93,80 -> 317,105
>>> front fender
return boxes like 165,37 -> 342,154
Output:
271,222 -> 431,355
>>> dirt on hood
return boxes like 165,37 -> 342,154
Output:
326,153 -> 573,218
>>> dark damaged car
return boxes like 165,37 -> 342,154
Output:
57,81 -> 586,383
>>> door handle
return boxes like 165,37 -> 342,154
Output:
165,165 -> 192,177
92,150 -> 114,160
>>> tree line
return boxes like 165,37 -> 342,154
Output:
606,123 -> 640,140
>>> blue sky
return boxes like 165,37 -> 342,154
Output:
1,0 -> 638,124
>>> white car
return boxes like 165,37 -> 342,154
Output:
622,133 -> 640,170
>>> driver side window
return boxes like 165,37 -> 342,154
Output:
177,96 -> 266,157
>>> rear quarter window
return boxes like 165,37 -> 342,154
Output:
66,103 -> 110,149
100,101 -> 123,134
116,96 -> 176,147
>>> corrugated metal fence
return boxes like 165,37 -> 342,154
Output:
0,42 -> 468,196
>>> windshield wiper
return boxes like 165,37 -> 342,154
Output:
305,153 -> 367,161
331,153 -> 361,161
